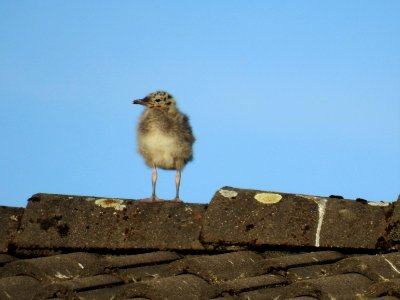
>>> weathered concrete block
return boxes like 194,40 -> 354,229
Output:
0,206 -> 24,253
14,194 -> 206,251
202,187 -> 320,248
319,197 -> 391,249
385,202 -> 400,248
202,187 -> 397,250
10,188 -> 399,252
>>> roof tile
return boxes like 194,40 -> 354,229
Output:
286,263 -> 337,282
285,273 -> 372,299
0,254 -> 16,266
202,187 -> 398,250
2,252 -> 105,282
115,261 -> 183,283
125,274 -> 219,299
366,278 -> 400,298
14,193 -> 206,251
0,275 -> 40,300
285,297 -> 319,300
36,274 -> 123,299
74,284 -> 127,300
320,198 -> 393,249
105,251 -> 180,268
0,206 -> 24,253
367,297 -> 400,300
263,251 -> 345,271
217,274 -> 286,293
335,252 -> 400,282
241,273 -> 372,300
202,188 -> 319,248
1,188 -> 399,299
181,251 -> 265,282
386,204 -> 400,248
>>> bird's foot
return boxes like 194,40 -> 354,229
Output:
140,196 -> 162,202
173,197 -> 183,203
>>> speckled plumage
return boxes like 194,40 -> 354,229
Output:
133,91 -> 195,201
137,106 -> 194,170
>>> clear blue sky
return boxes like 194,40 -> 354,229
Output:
1,1 -> 399,207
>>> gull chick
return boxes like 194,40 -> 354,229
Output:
133,91 -> 195,202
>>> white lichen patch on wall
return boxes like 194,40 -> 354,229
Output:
254,193 -> 282,204
94,198 -> 126,211
219,189 -> 238,199
9,215 -> 19,221
296,194 -> 319,201
367,201 -> 390,207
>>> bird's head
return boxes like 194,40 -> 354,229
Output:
133,91 -> 177,112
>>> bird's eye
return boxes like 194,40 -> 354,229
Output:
155,99 -> 161,102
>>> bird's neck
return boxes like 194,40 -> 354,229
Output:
147,107 -> 178,115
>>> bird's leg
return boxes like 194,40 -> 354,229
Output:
150,164 -> 160,201
174,169 -> 182,202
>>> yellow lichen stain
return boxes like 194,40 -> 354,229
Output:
254,193 -> 282,204
94,198 -> 126,211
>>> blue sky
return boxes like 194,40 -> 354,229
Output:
1,1 -> 399,207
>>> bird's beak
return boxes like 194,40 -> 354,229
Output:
132,98 -> 144,105
132,97 -> 148,105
